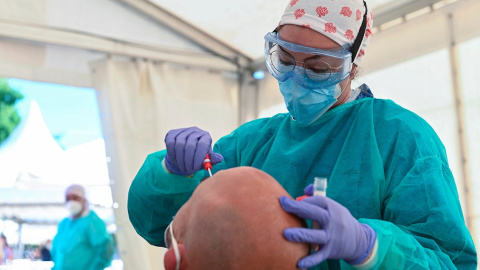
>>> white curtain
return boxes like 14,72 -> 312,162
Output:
90,57 -> 239,270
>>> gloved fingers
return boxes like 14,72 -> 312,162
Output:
297,250 -> 329,269
208,152 -> 224,165
300,195 -> 330,209
165,128 -> 188,162
304,184 -> 314,196
184,131 -> 208,173
174,128 -> 198,173
192,134 -> 212,172
279,196 -> 329,225
284,228 -> 327,244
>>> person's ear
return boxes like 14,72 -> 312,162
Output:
164,244 -> 187,270
350,65 -> 358,80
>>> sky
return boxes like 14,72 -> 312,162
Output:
8,78 -> 103,149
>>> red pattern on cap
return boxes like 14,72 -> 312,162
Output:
340,7 -> 352,17
316,6 -> 329,17
358,49 -> 365,58
365,28 -> 372,38
294,9 -> 306,19
279,0 -> 372,63
345,29 -> 354,40
325,23 -> 337,33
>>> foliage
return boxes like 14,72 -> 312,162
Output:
0,79 -> 24,145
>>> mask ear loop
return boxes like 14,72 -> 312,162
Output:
169,222 -> 181,270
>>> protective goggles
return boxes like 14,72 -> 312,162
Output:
264,32 -> 352,88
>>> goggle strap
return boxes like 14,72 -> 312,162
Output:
351,1 -> 368,63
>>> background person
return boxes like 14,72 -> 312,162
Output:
0,234 -> 13,265
51,184 -> 114,270
37,239 -> 52,261
128,0 -> 477,269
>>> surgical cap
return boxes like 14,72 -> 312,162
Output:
279,0 -> 373,65
65,184 -> 86,198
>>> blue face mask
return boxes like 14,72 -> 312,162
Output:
279,77 -> 342,126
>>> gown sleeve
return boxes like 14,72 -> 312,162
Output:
87,214 -> 115,270
127,150 -> 204,246
341,156 -> 477,269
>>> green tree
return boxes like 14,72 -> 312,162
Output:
0,79 -> 24,145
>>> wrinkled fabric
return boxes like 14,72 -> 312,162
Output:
128,94 -> 477,269
279,0 -> 373,64
51,211 -> 114,270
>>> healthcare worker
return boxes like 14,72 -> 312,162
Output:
128,0 -> 477,269
51,184 -> 114,270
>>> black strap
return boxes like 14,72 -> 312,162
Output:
350,1 -> 368,63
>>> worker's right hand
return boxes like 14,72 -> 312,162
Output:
280,195 -> 377,268
164,127 -> 223,176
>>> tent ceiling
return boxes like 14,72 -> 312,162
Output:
148,0 -> 430,59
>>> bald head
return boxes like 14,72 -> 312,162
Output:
165,167 -> 308,270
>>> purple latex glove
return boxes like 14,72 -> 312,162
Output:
279,195 -> 377,268
304,183 -> 314,196
164,127 -> 223,176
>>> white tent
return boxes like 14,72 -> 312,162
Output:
0,101 -> 114,262
0,101 -> 111,190
1,1 -> 247,269
0,100 -> 113,215
1,0 -> 479,269
0,101 -> 64,188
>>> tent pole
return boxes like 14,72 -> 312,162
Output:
447,13 -> 473,232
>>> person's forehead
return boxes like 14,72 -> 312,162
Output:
279,24 -> 340,50
66,193 -> 83,200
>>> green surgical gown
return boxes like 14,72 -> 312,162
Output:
51,210 -> 114,270
128,97 -> 477,269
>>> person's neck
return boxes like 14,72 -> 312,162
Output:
331,82 -> 352,109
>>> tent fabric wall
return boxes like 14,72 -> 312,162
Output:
457,36 -> 480,259
361,0 -> 480,74
91,57 -> 238,270
1,1 -> 244,268
0,0 -> 239,88
0,0 -> 205,52
0,37 -> 104,88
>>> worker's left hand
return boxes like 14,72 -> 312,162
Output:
279,195 -> 377,268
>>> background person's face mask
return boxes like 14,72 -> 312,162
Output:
66,200 -> 83,216
279,77 -> 342,126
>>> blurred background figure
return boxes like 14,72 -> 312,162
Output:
37,239 -> 52,261
0,233 -> 13,265
51,184 -> 114,270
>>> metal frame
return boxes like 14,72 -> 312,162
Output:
372,0 -> 444,27
0,20 -> 239,72
117,0 -> 252,67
